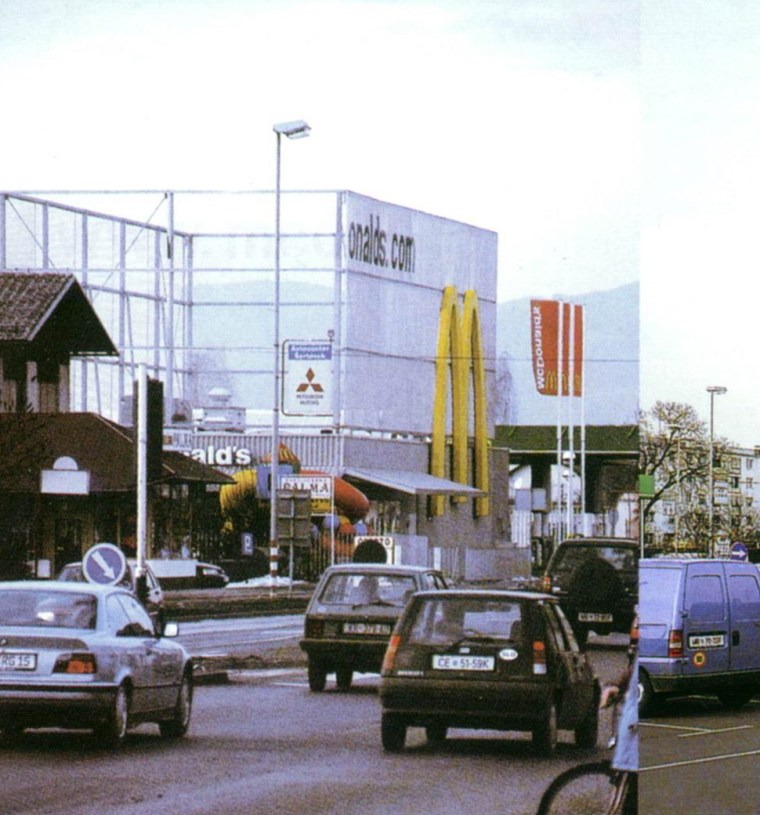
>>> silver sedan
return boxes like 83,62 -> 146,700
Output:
0,581 -> 192,747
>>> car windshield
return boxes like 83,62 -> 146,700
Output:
58,561 -> 133,589
319,573 -> 417,607
407,597 -> 525,645
0,589 -> 97,629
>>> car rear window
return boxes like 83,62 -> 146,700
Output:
406,597 -> 525,645
639,567 -> 682,623
319,573 -> 417,607
0,590 -> 97,629
551,544 -> 636,575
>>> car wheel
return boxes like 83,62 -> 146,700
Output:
308,659 -> 327,692
533,701 -> 558,756
335,666 -> 353,692
159,673 -> 193,739
381,713 -> 407,752
638,670 -> 656,715
574,699 -> 598,748
717,687 -> 754,709
96,684 -> 130,748
425,723 -> 448,744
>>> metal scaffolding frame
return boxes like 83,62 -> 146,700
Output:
0,190 -> 341,428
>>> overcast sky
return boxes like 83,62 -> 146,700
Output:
1,1 -> 757,444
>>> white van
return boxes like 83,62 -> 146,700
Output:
639,558 -> 760,712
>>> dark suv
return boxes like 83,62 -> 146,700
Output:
379,589 -> 599,755
543,538 -> 638,647
300,563 -> 447,692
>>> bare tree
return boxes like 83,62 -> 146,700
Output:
640,401 -> 732,551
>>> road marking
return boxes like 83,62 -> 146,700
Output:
641,748 -> 760,772
641,722 -> 755,737
641,722 -> 710,733
679,725 -> 754,738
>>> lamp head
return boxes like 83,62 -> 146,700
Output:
706,385 -> 727,395
273,120 -> 311,139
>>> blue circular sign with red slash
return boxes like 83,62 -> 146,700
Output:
82,543 -> 127,586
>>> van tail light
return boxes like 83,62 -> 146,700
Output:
532,640 -> 547,675
542,575 -> 552,593
382,634 -> 401,675
668,629 -> 684,659
53,653 -> 97,674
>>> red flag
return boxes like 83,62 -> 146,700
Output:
530,300 -> 583,397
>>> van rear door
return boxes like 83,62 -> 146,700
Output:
639,563 -> 682,661
725,563 -> 760,672
682,562 -> 729,677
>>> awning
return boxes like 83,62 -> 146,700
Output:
342,467 -> 486,497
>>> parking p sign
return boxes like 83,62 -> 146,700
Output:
82,543 -> 128,585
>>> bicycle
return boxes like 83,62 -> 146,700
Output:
535,699 -> 637,815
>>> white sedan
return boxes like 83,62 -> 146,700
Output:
0,581 -> 192,747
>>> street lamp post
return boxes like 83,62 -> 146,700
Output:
270,119 -> 311,587
707,385 -> 727,558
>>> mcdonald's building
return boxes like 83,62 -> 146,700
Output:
1,190 -> 636,583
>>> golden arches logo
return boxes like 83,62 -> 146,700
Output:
431,286 -> 489,516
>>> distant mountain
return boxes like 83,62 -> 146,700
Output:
189,277 -> 639,428
496,282 -> 639,426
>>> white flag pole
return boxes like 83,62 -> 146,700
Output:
580,305 -> 587,534
567,304 -> 575,537
555,301 -> 564,546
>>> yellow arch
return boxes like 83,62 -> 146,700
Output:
431,286 -> 490,516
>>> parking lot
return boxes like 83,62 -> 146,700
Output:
640,695 -> 760,814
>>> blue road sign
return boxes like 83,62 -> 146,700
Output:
730,541 -> 749,561
82,543 -> 128,585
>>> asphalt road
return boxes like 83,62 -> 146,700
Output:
1,620 -> 628,815
640,694 -> 760,815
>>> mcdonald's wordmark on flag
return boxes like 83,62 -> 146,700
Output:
530,300 -> 584,396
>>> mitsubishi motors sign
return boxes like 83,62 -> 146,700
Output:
282,340 -> 333,416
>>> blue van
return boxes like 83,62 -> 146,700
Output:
639,558 -> 760,712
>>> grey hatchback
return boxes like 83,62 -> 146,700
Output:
379,589 -> 600,755
300,563 -> 447,692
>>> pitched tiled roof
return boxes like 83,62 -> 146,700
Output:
0,413 -> 233,493
0,271 -> 117,355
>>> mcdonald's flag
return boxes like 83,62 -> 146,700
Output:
530,300 -> 583,396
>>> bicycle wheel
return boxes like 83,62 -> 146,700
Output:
536,761 -> 620,815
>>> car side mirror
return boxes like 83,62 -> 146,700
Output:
162,621 -> 179,638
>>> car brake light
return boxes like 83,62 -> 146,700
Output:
53,653 -> 97,674
668,629 -> 684,659
532,640 -> 547,675
305,619 -> 324,638
382,634 -> 401,675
